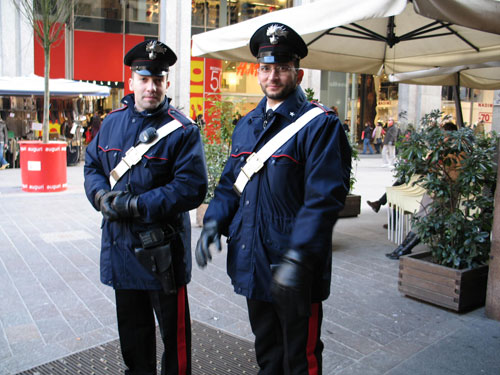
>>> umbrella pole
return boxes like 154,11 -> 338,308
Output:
453,73 -> 464,127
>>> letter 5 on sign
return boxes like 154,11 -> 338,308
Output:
28,161 -> 42,171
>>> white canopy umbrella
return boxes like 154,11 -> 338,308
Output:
0,75 -> 110,97
388,61 -> 500,126
388,61 -> 500,89
192,0 -> 500,76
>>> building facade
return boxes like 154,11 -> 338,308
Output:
1,0 -> 497,137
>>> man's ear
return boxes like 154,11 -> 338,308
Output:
128,74 -> 134,91
296,69 -> 304,85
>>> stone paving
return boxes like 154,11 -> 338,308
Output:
0,154 -> 499,374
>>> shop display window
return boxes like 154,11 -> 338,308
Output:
218,60 -> 263,113
192,0 -> 293,30
75,0 -> 159,22
76,0 -> 123,20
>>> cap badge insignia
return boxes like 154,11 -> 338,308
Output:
266,24 -> 288,45
145,41 -> 166,60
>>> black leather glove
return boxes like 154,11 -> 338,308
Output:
271,249 -> 313,319
95,190 -> 121,221
111,191 -> 140,219
195,220 -> 221,267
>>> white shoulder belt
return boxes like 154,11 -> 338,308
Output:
109,119 -> 183,189
233,106 -> 324,195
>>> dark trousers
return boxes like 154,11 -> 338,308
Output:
247,299 -> 323,375
378,179 -> 405,206
115,286 -> 191,375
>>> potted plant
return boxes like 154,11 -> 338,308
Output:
303,88 -> 361,217
13,0 -> 74,192
338,136 -> 361,217
394,110 -> 498,311
195,99 -> 235,226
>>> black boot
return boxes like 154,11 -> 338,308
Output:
385,232 -> 420,260
367,200 -> 381,213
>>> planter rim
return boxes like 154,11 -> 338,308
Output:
403,251 -> 488,272
18,140 -> 67,145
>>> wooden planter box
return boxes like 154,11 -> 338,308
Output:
398,251 -> 489,312
338,194 -> 361,218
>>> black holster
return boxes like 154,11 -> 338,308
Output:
135,226 -> 177,294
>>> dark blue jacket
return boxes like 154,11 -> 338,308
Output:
204,87 -> 351,302
84,94 -> 207,290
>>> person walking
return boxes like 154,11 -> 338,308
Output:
381,119 -> 398,167
342,118 -> 350,133
362,122 -> 374,154
89,110 -> 102,141
83,40 -> 208,375
195,22 -> 351,375
0,117 -> 9,169
372,121 -> 384,154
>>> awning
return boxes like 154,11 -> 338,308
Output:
0,75 -> 110,97
192,0 -> 500,76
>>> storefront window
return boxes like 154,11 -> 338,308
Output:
192,0 -> 293,31
76,0 -> 123,20
127,0 -> 159,23
76,0 -> 160,22
376,78 -> 399,123
441,87 -> 494,129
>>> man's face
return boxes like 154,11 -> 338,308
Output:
257,61 -> 304,105
128,72 -> 169,112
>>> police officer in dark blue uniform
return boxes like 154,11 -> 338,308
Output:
84,40 -> 207,375
195,23 -> 351,375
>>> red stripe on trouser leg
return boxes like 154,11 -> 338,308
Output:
177,285 -> 187,374
306,303 -> 320,375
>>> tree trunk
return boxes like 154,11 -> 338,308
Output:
43,44 -> 50,144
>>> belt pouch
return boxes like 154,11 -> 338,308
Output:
135,228 -> 177,294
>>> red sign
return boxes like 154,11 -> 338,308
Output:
478,112 -> 492,124
190,56 -> 204,121
203,58 -> 222,135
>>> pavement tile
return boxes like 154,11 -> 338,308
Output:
60,303 -> 103,336
382,334 -> 427,358
36,316 -> 75,344
323,306 -> 399,346
321,335 -> 366,361
322,320 -> 382,356
4,324 -> 41,346
29,301 -> 60,321
57,326 -> 118,354
0,324 -> 12,362
322,349 -> 356,374
1,343 -> 71,375
84,297 -> 117,327
335,360 -> 385,375
357,348 -> 405,373
1,159 -> 500,375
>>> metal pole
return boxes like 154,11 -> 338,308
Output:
350,73 -> 358,143
453,73 -> 464,127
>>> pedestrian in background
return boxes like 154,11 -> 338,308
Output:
362,122 -> 375,154
89,110 -> 102,141
0,115 -> 9,170
195,22 -> 351,375
84,40 -> 207,375
372,120 -> 384,154
381,119 -> 398,167
343,118 -> 350,133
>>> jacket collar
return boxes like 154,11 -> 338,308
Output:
254,86 -> 307,123
121,94 -> 171,117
